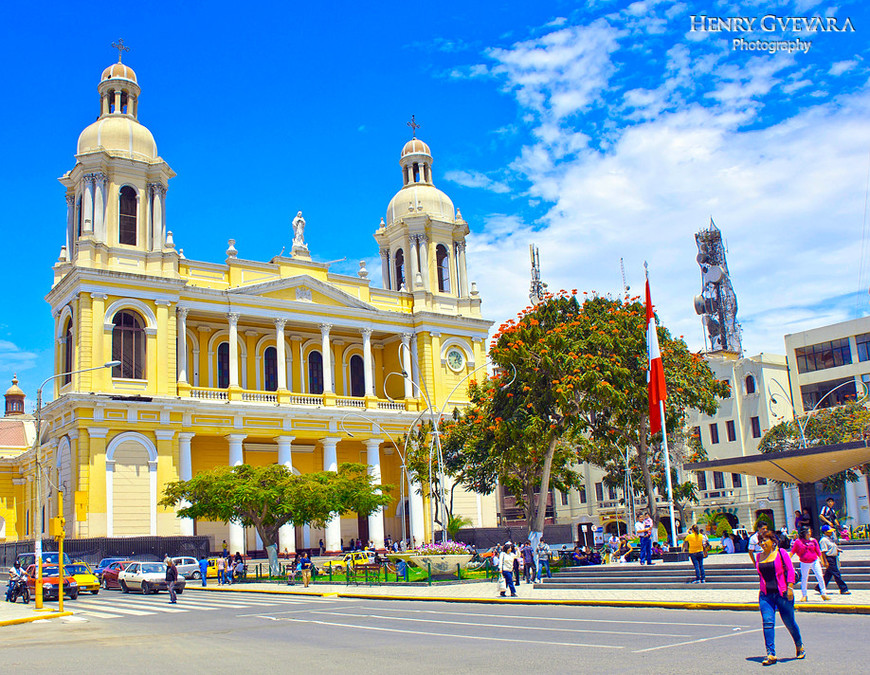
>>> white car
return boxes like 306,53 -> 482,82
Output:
118,561 -> 186,595
171,556 -> 202,580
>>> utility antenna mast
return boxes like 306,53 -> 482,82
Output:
529,244 -> 546,304
620,257 -> 630,294
693,218 -> 742,354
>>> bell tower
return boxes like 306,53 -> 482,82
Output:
375,125 -> 472,302
57,40 -> 177,273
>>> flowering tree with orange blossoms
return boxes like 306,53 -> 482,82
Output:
445,290 -> 728,535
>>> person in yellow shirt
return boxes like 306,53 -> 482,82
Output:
683,524 -> 707,583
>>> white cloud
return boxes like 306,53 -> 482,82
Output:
829,60 -> 857,76
444,170 -> 511,194
464,15 -> 870,358
0,339 -> 39,379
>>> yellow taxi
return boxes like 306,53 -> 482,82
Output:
321,551 -> 376,574
66,562 -> 100,594
206,557 -> 226,578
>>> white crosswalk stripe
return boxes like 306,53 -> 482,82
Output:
65,590 -> 326,622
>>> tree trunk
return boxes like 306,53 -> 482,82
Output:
257,524 -> 281,577
531,434 -> 559,535
636,417 -> 658,528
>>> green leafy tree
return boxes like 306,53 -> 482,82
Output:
445,291 -> 725,536
160,463 -> 390,574
759,400 -> 870,491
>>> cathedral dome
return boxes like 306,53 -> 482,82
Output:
5,376 -> 24,399
386,184 -> 455,226
101,62 -> 138,84
401,138 -> 431,158
77,115 -> 158,160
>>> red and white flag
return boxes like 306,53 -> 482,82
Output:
646,277 -> 667,434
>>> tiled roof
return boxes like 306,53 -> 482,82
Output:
0,419 -> 28,447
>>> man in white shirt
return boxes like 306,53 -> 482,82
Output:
636,512 -> 654,565
747,521 -> 767,565
819,525 -> 850,594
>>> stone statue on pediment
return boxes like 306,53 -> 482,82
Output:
292,210 -> 310,258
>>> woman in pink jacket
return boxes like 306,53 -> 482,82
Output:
755,530 -> 804,665
790,526 -> 829,601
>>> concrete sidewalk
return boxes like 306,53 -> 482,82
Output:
188,575 -> 870,614
0,601 -> 71,626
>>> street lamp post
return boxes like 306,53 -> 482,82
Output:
386,352 -> 516,544
33,360 -> 120,610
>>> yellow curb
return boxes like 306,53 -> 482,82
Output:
184,586 -> 870,614
1,611 -> 73,627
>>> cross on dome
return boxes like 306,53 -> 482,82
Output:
112,38 -> 130,63
407,115 -> 421,139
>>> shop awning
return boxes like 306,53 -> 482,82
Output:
685,440 -> 870,484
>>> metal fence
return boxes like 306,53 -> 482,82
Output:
0,536 -> 211,567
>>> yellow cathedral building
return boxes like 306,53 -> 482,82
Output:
0,54 -> 496,553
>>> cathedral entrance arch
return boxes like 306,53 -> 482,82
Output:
106,432 -> 157,536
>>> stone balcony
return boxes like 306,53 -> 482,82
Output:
178,383 -> 418,411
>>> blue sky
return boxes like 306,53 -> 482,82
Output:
1,0 -> 869,407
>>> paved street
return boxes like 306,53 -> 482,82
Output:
3,591 -> 869,673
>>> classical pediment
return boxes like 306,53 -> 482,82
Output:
230,275 -> 374,310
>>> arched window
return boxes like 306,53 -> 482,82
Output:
76,196 -> 82,238
308,351 -> 324,394
63,318 -> 73,385
111,310 -> 145,379
217,343 -> 230,389
349,354 -> 365,397
263,346 -> 278,391
119,186 -> 137,245
745,374 -> 756,395
394,249 -> 405,290
436,244 -> 450,292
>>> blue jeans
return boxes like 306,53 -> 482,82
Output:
200,569 -> 208,587
640,537 -> 652,564
502,571 -> 516,596
759,592 -> 802,657
689,552 -> 705,581
536,559 -> 551,581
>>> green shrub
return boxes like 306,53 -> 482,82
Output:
715,519 -> 733,538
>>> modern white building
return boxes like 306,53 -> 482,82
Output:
784,317 -> 870,527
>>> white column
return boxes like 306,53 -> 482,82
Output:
361,328 -> 374,397
410,333 -> 420,385
457,242 -> 469,297
83,175 -> 95,234
401,333 -> 413,399
408,235 -> 420,288
65,194 -> 75,253
178,432 -> 195,536
320,323 -> 334,394
275,319 -> 287,390
228,312 -> 240,387
380,248 -> 390,290
302,524 -> 311,549
782,484 -> 794,530
419,236 -> 430,291
365,438 -> 385,549
409,478 -> 425,546
94,174 -> 106,241
846,479 -> 860,529
277,435 -> 296,554
177,308 -> 189,384
227,434 -> 247,554
855,472 -> 870,526
322,437 -> 341,551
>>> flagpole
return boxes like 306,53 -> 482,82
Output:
659,399 -> 678,548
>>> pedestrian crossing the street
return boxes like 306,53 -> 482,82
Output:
65,590 -> 329,622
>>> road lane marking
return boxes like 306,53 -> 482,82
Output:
69,603 -> 152,616
633,627 -> 765,653
349,606 -> 753,628
253,616 -> 624,649
309,611 -> 692,637
73,610 -> 128,619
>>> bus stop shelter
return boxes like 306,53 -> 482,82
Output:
686,440 -> 870,532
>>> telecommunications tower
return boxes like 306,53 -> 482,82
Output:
693,219 -> 742,354
529,244 -> 547,304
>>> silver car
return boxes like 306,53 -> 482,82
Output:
171,556 -> 202,580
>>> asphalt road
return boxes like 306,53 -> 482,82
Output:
3,590 -> 867,673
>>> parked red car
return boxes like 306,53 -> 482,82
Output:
25,564 -> 78,600
100,560 -> 135,590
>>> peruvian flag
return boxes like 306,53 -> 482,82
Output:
646,277 -> 667,434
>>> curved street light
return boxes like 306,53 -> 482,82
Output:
33,360 -> 121,610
